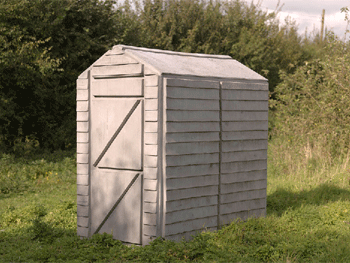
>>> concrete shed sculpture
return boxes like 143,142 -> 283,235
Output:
76,45 -> 268,245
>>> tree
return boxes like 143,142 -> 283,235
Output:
0,0 -> 121,151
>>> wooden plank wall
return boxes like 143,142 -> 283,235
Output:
164,78 -> 220,241
76,73 -> 90,238
143,67 -> 160,245
219,81 -> 268,225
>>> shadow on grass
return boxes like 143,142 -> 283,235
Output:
267,183 -> 350,216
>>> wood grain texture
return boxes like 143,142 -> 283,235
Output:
222,111 -> 268,121
143,225 -> 157,236
222,100 -> 268,111
91,78 -> 143,96
166,98 -> 220,110
166,142 -> 219,155
77,78 -> 89,89
221,160 -> 267,173
77,122 -> 89,132
145,111 -> 158,121
76,101 -> 89,112
144,144 -> 158,156
222,90 -> 268,100
77,153 -> 89,164
144,179 -> 157,190
144,190 -> 157,202
144,155 -> 157,168
222,150 -> 267,162
77,205 -> 89,217
167,185 -> 218,201
77,195 -> 89,206
166,174 -> 218,190
145,86 -> 158,98
221,179 -> 267,194
221,82 -> 268,91
77,185 -> 89,195
77,143 -> 89,154
222,121 -> 268,131
166,78 -> 219,89
145,122 -> 158,133
144,202 -> 157,213
167,87 -> 219,100
94,54 -> 138,66
222,140 -> 268,152
77,112 -> 89,121
166,132 -> 219,143
144,132 -> 158,145
167,110 -> 219,122
77,217 -> 89,227
165,205 -> 217,224
91,64 -> 143,78
77,89 -> 89,101
77,133 -> 89,143
166,196 -> 218,212
221,170 -> 267,184
77,164 -> 89,175
166,164 -> 219,178
77,174 -> 89,185
144,167 -> 158,179
220,131 -> 268,140
167,122 -> 220,132
144,213 -> 157,225
166,153 -> 219,166
221,189 -> 266,204
145,75 -> 158,86
145,99 -> 158,110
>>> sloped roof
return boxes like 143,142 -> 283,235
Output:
117,45 -> 266,81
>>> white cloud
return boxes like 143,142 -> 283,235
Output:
241,0 -> 349,37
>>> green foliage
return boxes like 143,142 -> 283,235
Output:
0,150 -> 75,194
0,0 -> 120,151
270,34 -> 350,177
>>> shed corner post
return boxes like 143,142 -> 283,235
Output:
76,69 -> 91,239
159,75 -> 167,240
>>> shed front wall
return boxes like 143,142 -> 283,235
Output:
77,47 -> 162,245
163,77 -> 268,241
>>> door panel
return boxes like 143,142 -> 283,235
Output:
91,170 -> 141,243
91,99 -> 142,170
91,96 -> 143,244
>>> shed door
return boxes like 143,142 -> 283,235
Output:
90,97 -> 143,244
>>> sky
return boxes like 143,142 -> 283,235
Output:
240,0 -> 350,39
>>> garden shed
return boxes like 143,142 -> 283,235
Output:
76,44 -> 268,245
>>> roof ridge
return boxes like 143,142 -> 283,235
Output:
114,44 -> 232,59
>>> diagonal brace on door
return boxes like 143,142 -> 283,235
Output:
94,172 -> 141,234
93,99 -> 141,167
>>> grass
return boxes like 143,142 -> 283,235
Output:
0,144 -> 350,262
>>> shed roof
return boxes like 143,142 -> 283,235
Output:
117,45 -> 266,81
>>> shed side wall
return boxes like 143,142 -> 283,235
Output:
219,81 -> 268,225
164,78 -> 220,241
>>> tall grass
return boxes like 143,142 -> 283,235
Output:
1,33 -> 350,263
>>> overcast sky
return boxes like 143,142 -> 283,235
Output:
240,0 -> 349,39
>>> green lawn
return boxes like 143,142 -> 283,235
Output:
0,147 -> 350,262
